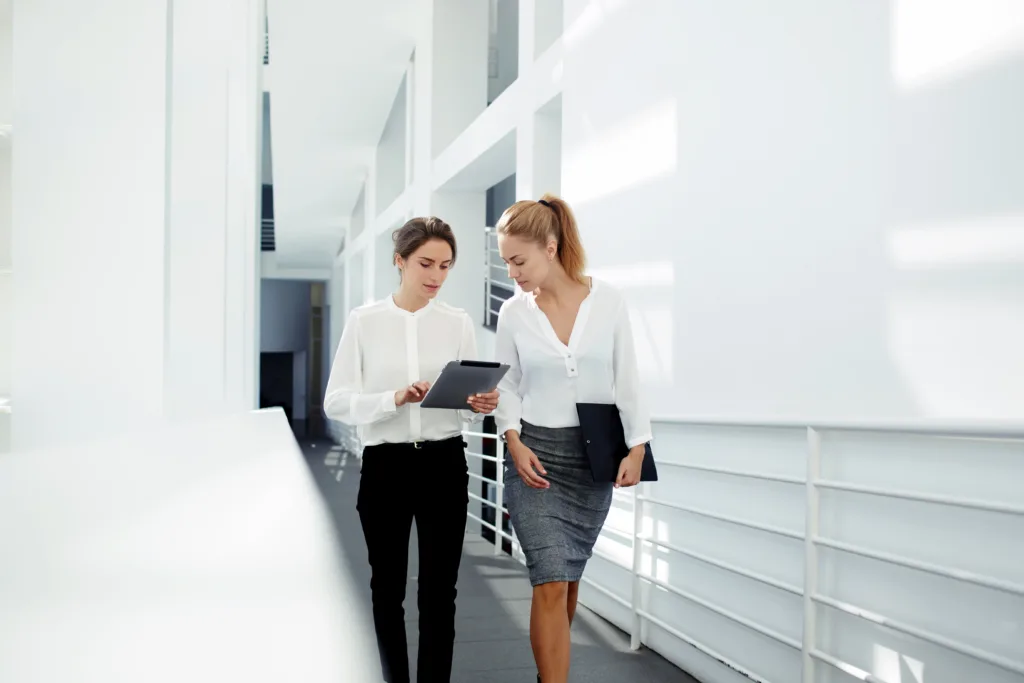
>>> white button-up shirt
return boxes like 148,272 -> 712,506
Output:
494,278 -> 653,448
324,296 -> 480,447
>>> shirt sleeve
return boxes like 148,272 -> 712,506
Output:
456,313 -> 484,425
613,300 -> 653,448
323,311 -> 400,426
494,304 -> 524,438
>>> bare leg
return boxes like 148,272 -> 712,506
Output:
566,581 -> 580,625
531,582 -> 571,683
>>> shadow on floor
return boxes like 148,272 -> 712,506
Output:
299,439 -> 697,683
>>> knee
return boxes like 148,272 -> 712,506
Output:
534,581 -> 569,610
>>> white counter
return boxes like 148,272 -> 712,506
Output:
0,408 -> 380,682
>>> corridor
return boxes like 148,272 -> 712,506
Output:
302,440 -> 695,683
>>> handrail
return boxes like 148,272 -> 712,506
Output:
650,414 -> 1024,438
639,413 -> 1024,682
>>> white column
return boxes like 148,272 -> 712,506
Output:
432,191 -> 486,326
0,0 -> 12,452
516,115 -> 536,200
13,0 -> 173,451
518,0 -> 537,76
12,0 -> 262,451
431,0 -> 488,158
364,165 -> 378,304
411,1 -> 436,216
164,0 -> 263,420
221,0 -> 264,414
404,57 -> 416,190
411,0 -> 489,217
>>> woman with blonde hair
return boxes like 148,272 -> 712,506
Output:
493,195 -> 652,683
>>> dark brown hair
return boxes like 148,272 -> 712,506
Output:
392,216 -> 457,268
495,193 -> 586,283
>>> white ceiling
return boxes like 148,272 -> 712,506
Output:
267,0 -> 416,267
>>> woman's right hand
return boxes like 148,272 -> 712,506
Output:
509,440 -> 549,489
394,381 -> 431,407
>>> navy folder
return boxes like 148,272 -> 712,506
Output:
575,403 -> 658,483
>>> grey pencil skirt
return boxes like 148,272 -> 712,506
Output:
504,421 -> 614,586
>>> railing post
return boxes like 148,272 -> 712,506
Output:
802,428 -> 822,682
494,437 -> 505,555
484,229 -> 491,327
630,483 -> 646,650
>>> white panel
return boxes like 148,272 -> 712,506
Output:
12,0 -> 170,451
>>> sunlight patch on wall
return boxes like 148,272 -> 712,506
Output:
887,214 -> 1024,268
562,99 -> 677,205
887,294 -> 1024,417
873,643 -> 926,683
892,0 -> 1024,90
563,0 -> 633,51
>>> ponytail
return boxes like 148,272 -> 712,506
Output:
539,193 -> 587,284
495,193 -> 588,284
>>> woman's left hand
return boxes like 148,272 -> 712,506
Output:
467,389 -> 499,414
615,446 -> 646,488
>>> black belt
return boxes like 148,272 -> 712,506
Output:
363,434 -> 466,454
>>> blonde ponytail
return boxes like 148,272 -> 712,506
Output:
495,193 -> 588,284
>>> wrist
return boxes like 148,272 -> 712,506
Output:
394,389 -> 405,407
628,444 -> 646,460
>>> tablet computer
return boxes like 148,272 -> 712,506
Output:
420,360 -> 510,410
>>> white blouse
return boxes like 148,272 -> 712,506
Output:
324,296 -> 481,447
494,279 -> 653,448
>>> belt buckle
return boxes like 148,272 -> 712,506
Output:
413,441 -> 423,450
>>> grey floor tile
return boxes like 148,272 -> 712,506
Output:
302,441 -> 699,683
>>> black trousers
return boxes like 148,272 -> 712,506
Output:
357,436 -> 469,683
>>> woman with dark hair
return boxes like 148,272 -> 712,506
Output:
324,217 -> 500,683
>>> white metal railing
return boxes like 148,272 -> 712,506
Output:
463,428 -> 523,559
263,11 -> 269,65
483,228 -> 514,328
621,416 -> 1024,683
261,217 -> 275,251
328,414 -> 1023,682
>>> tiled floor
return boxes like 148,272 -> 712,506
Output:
303,440 -> 698,683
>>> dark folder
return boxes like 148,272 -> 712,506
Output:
576,403 -> 658,483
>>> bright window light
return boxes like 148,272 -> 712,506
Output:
887,214 -> 1024,268
893,0 -> 1024,90
563,99 -> 678,205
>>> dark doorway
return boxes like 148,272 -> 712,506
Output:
260,352 -> 294,429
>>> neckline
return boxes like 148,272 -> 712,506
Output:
388,294 -> 435,317
531,277 -> 596,353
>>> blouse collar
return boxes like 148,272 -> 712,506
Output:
388,294 -> 436,317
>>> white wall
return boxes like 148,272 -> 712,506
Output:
0,0 -> 10,453
262,92 -> 273,184
260,279 -> 310,353
562,0 -> 1024,422
556,2 -> 1024,682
